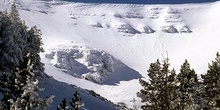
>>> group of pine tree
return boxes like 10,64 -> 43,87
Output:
0,3 -> 83,110
137,53 -> 220,110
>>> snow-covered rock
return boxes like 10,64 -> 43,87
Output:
161,25 -> 179,33
114,23 -> 140,34
138,25 -> 155,34
178,25 -> 192,33
113,13 -> 123,18
125,12 -> 143,19
90,22 -> 103,28
164,7 -> 180,14
45,44 -> 140,84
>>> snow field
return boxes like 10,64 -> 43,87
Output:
1,0 -> 220,109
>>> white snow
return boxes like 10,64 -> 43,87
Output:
44,44 -> 140,84
1,0 -> 220,109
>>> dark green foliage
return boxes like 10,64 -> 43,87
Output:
138,54 -> 220,110
0,57 -> 31,109
0,3 -> 52,110
0,55 -> 53,109
70,91 -> 82,110
0,3 -> 44,76
201,52 -> 220,109
9,3 -> 21,22
26,26 -> 45,76
57,99 -> 67,110
137,59 -> 178,110
57,91 -> 83,110
0,10 -> 22,68
176,60 -> 198,110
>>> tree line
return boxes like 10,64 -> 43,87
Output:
137,53 -> 220,110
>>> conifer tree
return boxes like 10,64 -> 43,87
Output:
0,3 -> 44,76
57,91 -> 83,110
176,60 -> 198,110
201,52 -> 220,109
70,91 -> 83,110
27,26 -> 45,76
0,55 -> 53,110
0,9 -> 23,68
137,58 -> 178,110
9,3 -> 21,22
0,3 -> 52,109
57,99 -> 67,110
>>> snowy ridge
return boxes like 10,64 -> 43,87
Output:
65,2 -> 193,34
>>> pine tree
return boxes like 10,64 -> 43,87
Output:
57,91 -> 83,110
0,9 -> 23,68
176,60 -> 198,110
0,3 -> 44,76
9,3 -> 21,22
26,26 -> 45,76
0,4 -> 53,109
131,98 -> 138,110
12,56 -> 53,110
0,55 -> 54,110
201,52 -> 220,109
137,58 -> 178,110
70,91 -> 83,110
57,99 -> 67,110
0,66 -> 27,109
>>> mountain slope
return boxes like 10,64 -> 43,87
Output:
39,78 -> 118,110
1,0 -> 220,109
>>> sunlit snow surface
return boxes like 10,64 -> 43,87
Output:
1,0 -> 220,109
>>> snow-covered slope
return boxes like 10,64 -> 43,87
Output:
1,0 -> 220,109
39,78 -> 118,110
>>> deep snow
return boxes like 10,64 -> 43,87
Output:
1,0 -> 220,109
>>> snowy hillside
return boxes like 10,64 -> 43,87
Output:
1,0 -> 220,109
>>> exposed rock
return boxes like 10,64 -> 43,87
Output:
115,24 -> 140,34
138,26 -> 155,34
161,25 -> 179,33
113,13 -> 123,18
90,22 -> 103,28
179,26 -> 192,33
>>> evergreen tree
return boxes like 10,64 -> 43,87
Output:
0,59 -> 29,109
0,55 -> 54,110
57,99 -> 67,110
70,91 -> 83,110
57,91 -> 83,110
201,52 -> 220,109
0,9 -> 23,68
0,3 -> 44,76
137,58 -> 178,110
176,60 -> 198,110
0,3 -> 52,109
26,26 -> 45,76
9,3 -> 21,22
